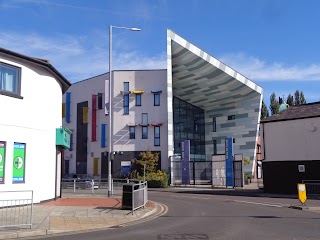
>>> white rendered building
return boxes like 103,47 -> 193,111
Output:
260,102 -> 320,194
0,48 -> 71,203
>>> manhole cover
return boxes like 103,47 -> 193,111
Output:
158,234 -> 209,239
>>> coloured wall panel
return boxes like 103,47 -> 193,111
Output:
82,107 -> 88,124
92,95 -> 97,141
101,124 -> 106,148
66,92 -> 71,123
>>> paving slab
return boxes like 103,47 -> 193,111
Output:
0,197 -> 157,239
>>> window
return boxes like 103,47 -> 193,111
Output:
124,82 -> 129,92
142,113 -> 148,125
129,126 -> 135,139
142,126 -> 148,139
213,140 -> 217,155
154,127 -> 160,146
212,117 -> 216,132
98,93 -> 103,110
0,62 -> 21,97
123,82 -> 130,114
123,95 -> 129,114
154,93 -> 160,106
136,94 -> 141,106
228,115 -> 235,120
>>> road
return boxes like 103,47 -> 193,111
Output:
34,189 -> 320,240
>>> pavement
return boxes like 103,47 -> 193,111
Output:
0,196 -> 157,240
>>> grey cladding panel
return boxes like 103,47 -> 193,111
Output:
178,73 -> 196,80
236,113 -> 249,119
220,122 -> 236,128
240,141 -> 256,150
242,130 -> 257,138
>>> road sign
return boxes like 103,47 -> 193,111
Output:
297,183 -> 307,204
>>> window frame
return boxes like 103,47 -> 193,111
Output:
212,117 -> 216,132
136,94 -> 141,106
228,115 -> 235,120
129,126 -> 135,139
0,62 -> 22,99
142,113 -> 148,125
124,82 -> 129,92
123,94 -> 129,115
213,140 -> 217,155
142,126 -> 148,139
154,93 -> 160,106
154,126 -> 160,146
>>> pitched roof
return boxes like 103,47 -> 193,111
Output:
261,102 -> 320,123
0,47 -> 71,92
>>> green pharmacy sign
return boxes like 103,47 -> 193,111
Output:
12,142 -> 26,183
56,127 -> 71,149
0,141 -> 5,184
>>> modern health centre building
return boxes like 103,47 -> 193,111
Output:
62,29 -> 263,178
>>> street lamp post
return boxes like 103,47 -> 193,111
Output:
108,25 -> 141,197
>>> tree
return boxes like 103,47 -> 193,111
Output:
294,90 -> 301,105
286,93 -> 294,106
261,100 -> 269,119
269,92 -> 279,115
244,156 -> 250,165
294,90 -> 307,105
134,148 -> 159,174
300,91 -> 307,104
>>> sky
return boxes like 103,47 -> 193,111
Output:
1,0 -> 320,109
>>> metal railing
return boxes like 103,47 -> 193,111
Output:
302,180 -> 320,196
111,178 -> 139,196
0,190 -> 33,229
132,181 -> 148,214
61,178 -> 140,196
61,179 -> 96,195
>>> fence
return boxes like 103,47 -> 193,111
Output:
61,179 -> 96,195
132,181 -> 148,214
212,160 -> 226,186
0,191 -> 33,229
61,178 -> 140,196
170,160 -> 213,185
171,154 -> 244,188
302,180 -> 320,196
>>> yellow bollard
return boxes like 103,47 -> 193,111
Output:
297,183 -> 307,205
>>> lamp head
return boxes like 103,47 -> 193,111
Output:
131,28 -> 141,31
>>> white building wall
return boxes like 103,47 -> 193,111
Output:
112,70 -> 168,170
0,56 -> 63,203
262,117 -> 320,162
63,70 -> 169,175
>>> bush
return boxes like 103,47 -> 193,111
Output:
244,173 -> 253,180
138,170 -> 168,188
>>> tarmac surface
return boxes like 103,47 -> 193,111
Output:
0,184 -> 319,239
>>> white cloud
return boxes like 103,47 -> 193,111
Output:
0,32 -> 166,83
219,52 -> 320,81
4,31 -> 320,84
